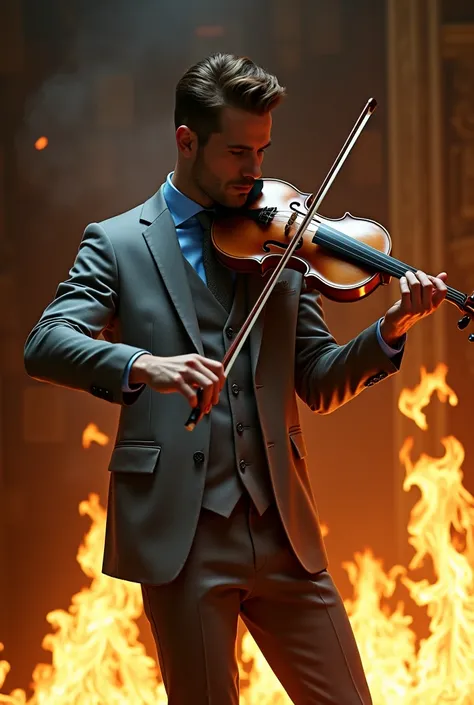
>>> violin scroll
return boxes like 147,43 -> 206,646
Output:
457,292 -> 474,341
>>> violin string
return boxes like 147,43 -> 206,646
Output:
316,225 -> 466,306
271,215 -> 466,307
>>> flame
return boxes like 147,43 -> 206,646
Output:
81,423 -> 109,449
238,631 -> 292,704
397,362 -> 458,430
1,364 -> 474,703
399,435 -> 474,704
342,550 -> 416,703
345,365 -> 474,704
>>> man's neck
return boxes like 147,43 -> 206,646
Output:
171,165 -> 213,208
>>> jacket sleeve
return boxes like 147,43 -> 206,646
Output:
294,288 -> 403,414
24,222 -> 147,406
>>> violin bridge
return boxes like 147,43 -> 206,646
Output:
284,212 -> 298,237
256,207 -> 278,225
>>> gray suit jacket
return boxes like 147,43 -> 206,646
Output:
24,185 -> 402,585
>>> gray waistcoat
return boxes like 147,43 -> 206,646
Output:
184,261 -> 274,518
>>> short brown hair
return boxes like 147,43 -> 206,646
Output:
174,53 -> 286,144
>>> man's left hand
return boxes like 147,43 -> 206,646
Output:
380,270 -> 448,347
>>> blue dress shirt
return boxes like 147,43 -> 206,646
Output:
122,173 -> 404,391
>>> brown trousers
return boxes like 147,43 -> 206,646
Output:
141,495 -> 372,705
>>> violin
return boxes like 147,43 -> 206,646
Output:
212,176 -> 473,312
184,99 -> 474,430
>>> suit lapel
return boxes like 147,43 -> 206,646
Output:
141,187 -> 204,355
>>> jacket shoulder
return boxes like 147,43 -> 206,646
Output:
98,202 -> 144,238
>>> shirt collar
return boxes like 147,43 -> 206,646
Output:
163,172 -> 205,226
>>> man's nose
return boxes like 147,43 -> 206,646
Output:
242,156 -> 262,180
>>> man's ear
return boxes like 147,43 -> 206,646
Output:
176,125 -> 197,157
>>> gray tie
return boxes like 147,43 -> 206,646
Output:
196,210 -> 234,313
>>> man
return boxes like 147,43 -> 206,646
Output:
24,53 -> 447,704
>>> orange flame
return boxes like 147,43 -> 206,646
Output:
397,362 -> 458,430
81,423 -> 109,449
399,435 -> 474,703
345,365 -> 474,704
343,550 -> 416,703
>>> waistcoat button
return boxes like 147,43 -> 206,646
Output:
236,422 -> 244,434
239,459 -> 246,472
193,451 -> 205,464
225,326 -> 234,339
231,383 -> 240,396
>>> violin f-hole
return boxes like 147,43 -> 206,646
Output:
263,237 -> 303,253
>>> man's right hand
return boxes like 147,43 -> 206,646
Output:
129,353 -> 225,412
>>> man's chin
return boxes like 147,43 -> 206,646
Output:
221,191 -> 250,209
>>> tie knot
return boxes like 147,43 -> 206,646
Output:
196,209 -> 214,231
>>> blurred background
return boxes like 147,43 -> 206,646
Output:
0,0 -> 473,697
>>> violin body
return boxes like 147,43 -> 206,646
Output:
212,178 -> 393,302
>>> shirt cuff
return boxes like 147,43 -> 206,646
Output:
122,350 -> 150,392
376,318 -> 406,358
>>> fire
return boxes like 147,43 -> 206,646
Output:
399,434 -> 474,703
239,631 -> 292,704
344,366 -> 474,704
81,423 -> 109,449
1,496 -> 167,704
342,550 -> 416,703
397,362 -> 458,430
1,365 -> 473,703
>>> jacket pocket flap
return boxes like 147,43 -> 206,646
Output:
289,431 -> 307,459
108,444 -> 161,474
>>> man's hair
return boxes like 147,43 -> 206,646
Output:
174,53 -> 286,145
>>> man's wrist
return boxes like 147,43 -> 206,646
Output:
129,354 -> 153,385
380,316 -> 407,347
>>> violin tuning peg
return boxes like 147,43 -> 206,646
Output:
458,315 -> 471,330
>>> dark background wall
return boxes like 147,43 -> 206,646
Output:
0,0 -> 472,695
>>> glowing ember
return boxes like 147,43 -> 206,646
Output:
1,365 -> 473,703
34,137 -> 48,151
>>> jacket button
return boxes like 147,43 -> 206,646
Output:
225,327 -> 234,339
239,459 -> 246,472
193,451 -> 205,464
231,383 -> 240,396
236,422 -> 244,434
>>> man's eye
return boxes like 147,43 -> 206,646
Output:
229,150 -> 244,156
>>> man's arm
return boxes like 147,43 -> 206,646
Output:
294,289 -> 402,414
294,269 -> 447,414
24,222 -> 148,406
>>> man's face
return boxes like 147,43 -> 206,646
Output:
191,106 -> 272,208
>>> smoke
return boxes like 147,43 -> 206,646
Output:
15,1 -> 207,210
